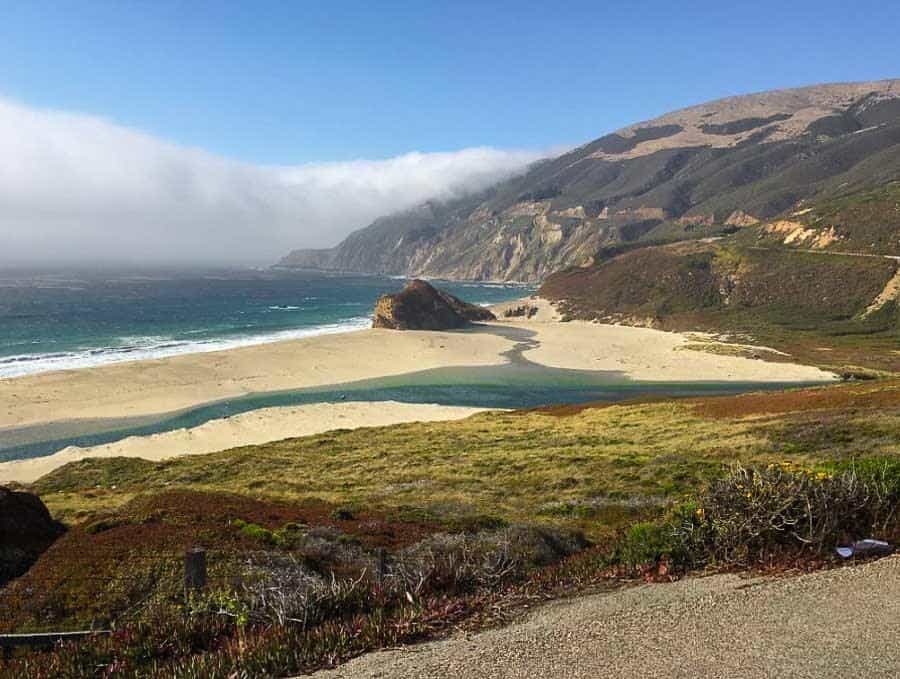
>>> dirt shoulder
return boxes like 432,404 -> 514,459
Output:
313,556 -> 900,679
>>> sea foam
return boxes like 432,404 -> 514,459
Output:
0,317 -> 372,379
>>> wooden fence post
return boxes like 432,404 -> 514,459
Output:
184,547 -> 207,595
376,547 -> 387,586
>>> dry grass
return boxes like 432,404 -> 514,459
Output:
32,382 -> 900,540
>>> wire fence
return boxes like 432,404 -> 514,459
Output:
2,546 -> 388,598
0,547 -> 271,653
1,542 -> 404,656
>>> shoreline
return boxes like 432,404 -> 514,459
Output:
0,326 -> 516,431
0,276 -> 531,380
0,318 -> 836,433
0,297 -> 838,484
0,316 -> 374,380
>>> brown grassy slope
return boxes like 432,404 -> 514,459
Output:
540,241 -> 900,373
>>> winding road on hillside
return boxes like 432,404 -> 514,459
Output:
313,556 -> 900,679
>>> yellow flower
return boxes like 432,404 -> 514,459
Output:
695,507 -> 705,519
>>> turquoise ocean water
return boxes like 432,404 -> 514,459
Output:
0,268 -> 527,379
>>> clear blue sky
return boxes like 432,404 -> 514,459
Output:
3,0 -> 899,164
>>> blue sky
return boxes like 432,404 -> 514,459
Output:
3,0 -> 899,164
1,1 -> 899,264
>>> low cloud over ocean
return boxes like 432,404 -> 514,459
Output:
0,98 -> 543,265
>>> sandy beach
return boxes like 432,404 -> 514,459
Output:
0,401 -> 485,484
0,303 -> 834,430
491,297 -> 837,381
0,326 -> 513,430
0,298 -> 836,483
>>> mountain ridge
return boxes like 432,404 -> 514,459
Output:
279,79 -> 900,282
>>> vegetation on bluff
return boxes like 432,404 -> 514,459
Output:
2,380 -> 899,675
541,240 -> 899,374
756,181 -> 900,256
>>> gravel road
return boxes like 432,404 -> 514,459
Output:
312,556 -> 900,679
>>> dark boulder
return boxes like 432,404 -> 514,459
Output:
372,279 -> 496,330
0,487 -> 65,587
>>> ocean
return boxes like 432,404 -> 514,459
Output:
0,267 -> 529,379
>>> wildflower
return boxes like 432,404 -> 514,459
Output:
695,507 -> 705,519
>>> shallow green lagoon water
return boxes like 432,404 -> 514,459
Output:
0,326 -> 826,463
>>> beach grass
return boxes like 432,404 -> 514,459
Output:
34,380 -> 900,538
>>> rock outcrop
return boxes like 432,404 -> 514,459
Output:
0,487 -> 65,587
372,280 -> 495,330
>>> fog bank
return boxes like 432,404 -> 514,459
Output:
0,98 -> 543,265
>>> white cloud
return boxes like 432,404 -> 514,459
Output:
0,98 -> 544,265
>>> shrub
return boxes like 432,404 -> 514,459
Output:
232,519 -> 279,545
673,460 -> 900,567
616,522 -> 679,570
218,552 -> 371,629
330,507 -> 355,521
391,525 -> 585,595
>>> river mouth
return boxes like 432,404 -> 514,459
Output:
0,325 -> 830,463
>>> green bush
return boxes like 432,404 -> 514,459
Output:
330,507 -> 356,521
232,519 -> 278,545
616,522 -> 679,569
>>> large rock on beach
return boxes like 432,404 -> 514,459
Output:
372,279 -> 496,330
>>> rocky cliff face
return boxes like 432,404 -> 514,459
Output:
279,80 -> 900,282
0,487 -> 65,587
372,280 -> 496,330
